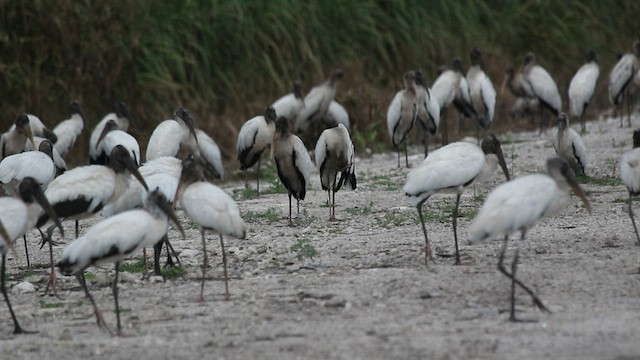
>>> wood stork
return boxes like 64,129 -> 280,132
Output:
53,101 -> 85,158
315,123 -> 356,221
195,129 -> 224,180
101,156 -> 183,275
501,66 -> 540,126
2,177 -> 63,293
325,100 -> 350,130
96,119 -> 141,166
403,134 -> 510,265
414,69 -> 441,157
467,48 -> 497,138
57,189 -> 184,335
568,49 -> 600,132
387,71 -> 417,167
609,41 -> 640,127
8,114 -> 57,144
0,139 -> 56,195
272,81 -> 305,121
25,137 -> 67,176
620,130 -> 640,245
431,58 -> 473,145
38,145 -> 149,294
173,157 -> 246,301
295,68 -> 345,133
521,52 -> 562,133
468,156 -> 590,321
272,116 -> 314,224
552,113 -> 587,176
236,106 -> 277,194
1,114 -> 36,159
89,101 -> 132,164
146,107 -> 199,161
0,218 -> 26,334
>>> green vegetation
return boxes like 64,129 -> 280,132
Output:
578,175 -> 623,187
161,266 -> 186,278
261,179 -> 289,195
39,300 -> 65,309
233,187 -> 259,201
290,238 -> 318,260
119,259 -> 147,273
1,1 -> 637,165
613,195 -> 640,204
244,208 -> 280,223
371,175 -> 400,191
346,203 -> 373,216
84,272 -> 97,282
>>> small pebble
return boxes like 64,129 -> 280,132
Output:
14,281 -> 36,294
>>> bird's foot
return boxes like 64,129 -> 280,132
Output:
43,271 -> 62,299
13,325 -> 37,335
532,297 -> 551,313
94,310 -> 113,335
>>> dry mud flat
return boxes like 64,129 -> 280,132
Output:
2,114 -> 640,359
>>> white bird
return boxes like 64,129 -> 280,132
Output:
414,69 -> 441,157
295,68 -> 345,133
431,58 -> 474,145
325,100 -> 350,130
521,52 -> 562,133
315,123 -> 356,221
1,114 -> 36,159
0,218 -> 25,334
272,81 -> 305,121
146,107 -> 199,161
174,157 -> 246,301
467,48 -> 497,138
1,177 -> 63,295
387,71 -> 417,167
89,101 -> 132,164
0,139 -> 56,195
53,101 -> 85,158
38,145 -> 149,294
568,49 -> 600,132
57,189 -> 183,336
403,134 -> 510,264
468,157 -> 590,321
272,116 -> 314,224
620,130 -> 640,245
195,128 -> 224,180
0,178 -> 61,334
236,106 -> 277,194
609,41 -> 640,127
96,119 -> 141,166
26,137 -> 67,176
8,114 -> 57,144
552,113 -> 587,176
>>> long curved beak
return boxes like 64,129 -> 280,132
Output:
24,126 -> 36,150
157,197 -> 185,240
97,125 -> 111,145
0,220 -> 15,256
499,75 -> 508,97
496,147 -> 511,181
34,186 -> 64,238
172,178 -> 186,209
126,158 -> 149,191
567,176 -> 591,213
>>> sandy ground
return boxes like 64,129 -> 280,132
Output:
2,113 -> 640,360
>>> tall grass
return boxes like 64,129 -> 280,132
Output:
0,0 -> 638,167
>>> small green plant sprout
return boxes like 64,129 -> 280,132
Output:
232,187 -> 259,200
244,208 -> 280,223
290,238 -> 318,260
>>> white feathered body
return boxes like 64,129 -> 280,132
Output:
0,197 -> 29,251
386,90 -> 416,147
569,62 -> 599,118
295,81 -> 336,132
236,115 -> 275,170
146,120 -> 186,161
195,129 -> 224,179
315,124 -> 355,191
326,101 -> 350,129
0,151 -> 56,195
89,112 -> 129,162
53,113 -> 84,158
98,130 -> 141,166
621,148 -> 640,194
468,174 -> 570,243
609,53 -> 639,105
523,65 -> 562,114
467,66 -> 496,129
552,127 -> 587,176
416,85 -> 441,133
272,132 -> 313,200
179,182 -> 246,239
272,93 -> 305,121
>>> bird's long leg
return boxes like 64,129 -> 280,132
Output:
41,229 -> 59,298
257,157 -> 261,196
580,113 -> 586,134
397,148 -> 401,168
332,188 -> 337,220
497,234 -> 550,321
77,273 -> 111,335
288,193 -> 293,226
628,192 -> 640,246
164,237 -> 181,268
2,253 -> 33,334
296,199 -> 300,219
327,190 -> 332,220
23,235 -> 30,269
538,107 -> 544,135
423,127 -> 430,158
199,229 -> 207,302
452,193 -> 462,265
75,220 -> 79,239
619,96 -> 623,128
416,204 -> 433,265
442,107 -> 449,145
404,142 -> 409,167
153,238 -> 164,276
220,234 -> 229,301
626,89 -> 632,127
143,248 -> 149,275
113,262 -> 123,336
